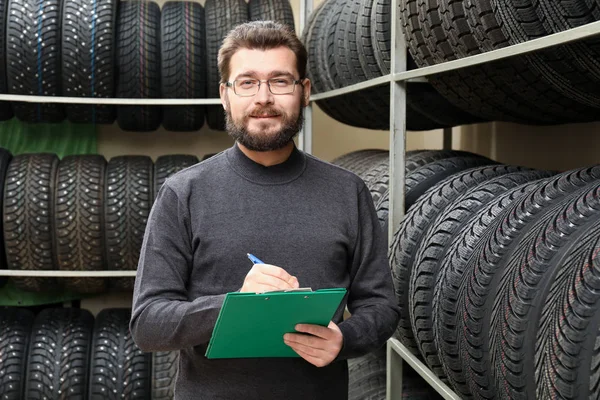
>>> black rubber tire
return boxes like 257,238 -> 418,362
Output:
490,184 -> 600,400
375,188 -> 388,228
535,222 -> 600,399
89,308 -> 152,399
432,180 -> 545,397
404,157 -> 496,211
302,0 -> 331,94
357,0 -> 384,80
4,153 -> 59,292
404,150 -> 490,173
62,0 -> 118,124
248,0 -> 294,31
0,0 -> 14,121
453,167 -> 600,400
55,155 -> 106,294
348,345 -> 386,400
0,307 -> 34,400
24,308 -> 94,399
116,1 -> 162,132
330,149 -> 388,175
0,148 -> 13,289
161,1 -> 206,132
490,0 -> 600,113
370,0 -> 390,75
409,170 -> 552,379
205,0 -> 248,131
389,164 -> 527,356
362,161 -> 391,206
152,351 -> 179,400
153,154 -> 198,199
105,156 -> 153,291
6,0 -> 64,122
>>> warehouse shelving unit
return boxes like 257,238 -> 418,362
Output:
0,0 -> 600,398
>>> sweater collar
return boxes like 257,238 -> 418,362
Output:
226,142 -> 307,184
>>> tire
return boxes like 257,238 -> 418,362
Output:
409,170 -> 552,379
535,221 -> 600,399
432,179 -> 545,397
370,0 -> 390,75
153,154 -> 198,199
0,307 -> 34,400
248,0 -> 294,31
389,164 -> 524,355
0,0 -> 14,121
348,345 -> 386,400
489,184 -> 600,400
4,153 -> 59,292
490,0 -> 600,114
24,308 -> 94,399
205,0 -> 248,131
116,1 -> 162,132
55,155 -> 107,294
357,0 -> 384,80
0,148 -> 13,289
152,351 -> 179,400
62,0 -> 118,124
105,156 -> 153,291
453,167 -> 600,399
89,308 -> 152,399
161,1 -> 206,132
6,0 -> 64,122
404,149 -> 490,173
404,157 -> 496,211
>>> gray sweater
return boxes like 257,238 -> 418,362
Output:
130,143 -> 400,400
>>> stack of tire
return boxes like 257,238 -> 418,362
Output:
0,306 -> 178,399
301,0 -> 484,131
400,0 -> 600,124
367,147 -> 600,397
0,0 -> 295,131
0,147 -> 200,294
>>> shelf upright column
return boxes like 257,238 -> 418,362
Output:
387,0 -> 407,397
299,0 -> 313,154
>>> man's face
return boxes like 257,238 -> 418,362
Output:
219,47 -> 311,151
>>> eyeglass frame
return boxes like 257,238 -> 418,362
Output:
223,77 -> 305,97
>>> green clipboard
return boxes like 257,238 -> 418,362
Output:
205,288 -> 347,359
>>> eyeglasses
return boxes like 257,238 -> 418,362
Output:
225,77 -> 303,96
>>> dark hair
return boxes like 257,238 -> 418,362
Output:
218,20 -> 308,83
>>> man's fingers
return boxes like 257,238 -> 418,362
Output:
294,324 -> 333,340
254,264 -> 299,289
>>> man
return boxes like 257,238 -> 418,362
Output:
130,20 -> 400,400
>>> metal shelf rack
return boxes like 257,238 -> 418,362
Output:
0,0 -> 599,398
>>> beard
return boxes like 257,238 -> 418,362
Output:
225,100 -> 304,152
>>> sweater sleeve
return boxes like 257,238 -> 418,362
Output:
130,183 -> 225,352
336,183 -> 401,360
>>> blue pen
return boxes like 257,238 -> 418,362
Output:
247,253 -> 265,264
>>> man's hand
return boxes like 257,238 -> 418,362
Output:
283,321 -> 343,367
240,264 -> 299,293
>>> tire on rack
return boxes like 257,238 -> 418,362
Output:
4,153 -> 59,292
0,307 -> 34,400
489,184 -> 600,400
0,0 -> 14,121
348,345 -> 386,400
24,308 -> 94,399
0,148 -> 13,289
389,163 -> 518,356
161,1 -> 207,132
451,167 -> 600,399
54,155 -> 107,294
6,0 -> 64,122
89,308 -> 152,399
408,170 -> 552,379
116,1 -> 162,132
248,0 -> 294,31
205,0 -> 248,131
152,351 -> 179,400
105,156 -> 153,291
370,0 -> 390,75
535,224 -> 600,399
62,0 -> 118,124
153,154 -> 199,199
431,179 -> 545,397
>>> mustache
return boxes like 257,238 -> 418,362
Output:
247,107 -> 281,117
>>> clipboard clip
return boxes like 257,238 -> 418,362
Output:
256,287 -> 313,294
